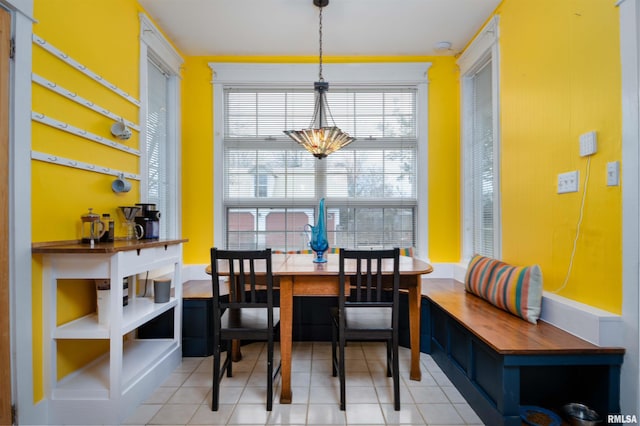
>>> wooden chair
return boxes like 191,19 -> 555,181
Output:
210,248 -> 280,411
330,248 -> 401,410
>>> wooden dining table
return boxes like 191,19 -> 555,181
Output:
208,252 -> 433,404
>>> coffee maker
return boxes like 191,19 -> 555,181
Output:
134,203 -> 161,239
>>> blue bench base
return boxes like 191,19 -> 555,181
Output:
422,298 -> 624,426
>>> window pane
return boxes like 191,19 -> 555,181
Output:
227,207 -> 314,252
326,149 -> 415,198
329,207 -> 415,250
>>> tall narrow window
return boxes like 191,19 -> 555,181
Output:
459,17 -> 501,261
470,61 -> 495,257
146,59 -> 170,237
140,14 -> 183,239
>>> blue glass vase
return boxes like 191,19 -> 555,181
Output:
304,198 -> 329,263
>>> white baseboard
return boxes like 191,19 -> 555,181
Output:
540,292 -> 623,346
431,262 -> 623,347
182,264 -> 211,281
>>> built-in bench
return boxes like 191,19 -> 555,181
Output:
182,280 -> 214,356
421,278 -> 625,426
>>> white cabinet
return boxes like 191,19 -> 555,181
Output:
34,239 -> 186,425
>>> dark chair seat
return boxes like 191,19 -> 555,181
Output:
330,306 -> 392,331
221,307 -> 281,334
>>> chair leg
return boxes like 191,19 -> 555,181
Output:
339,334 -> 346,410
267,336 -> 274,411
386,339 -> 392,377
331,319 -> 338,377
392,336 -> 400,411
226,341 -> 233,377
212,343 -> 221,411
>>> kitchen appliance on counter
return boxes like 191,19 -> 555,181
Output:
118,206 -> 142,240
81,208 -> 106,245
135,203 -> 161,240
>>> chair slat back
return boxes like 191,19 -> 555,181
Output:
339,248 -> 400,309
210,248 -> 274,310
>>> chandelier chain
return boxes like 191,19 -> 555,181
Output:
318,6 -> 323,81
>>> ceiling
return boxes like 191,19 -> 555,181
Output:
137,0 -> 502,57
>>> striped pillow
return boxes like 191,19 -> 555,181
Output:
465,254 -> 543,324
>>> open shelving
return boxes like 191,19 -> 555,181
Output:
33,239 -> 186,425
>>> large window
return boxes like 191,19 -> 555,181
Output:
459,17 -> 501,260
212,63 -> 430,256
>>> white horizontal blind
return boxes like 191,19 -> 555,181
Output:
224,87 -> 417,252
146,59 -> 170,237
225,88 -> 416,139
470,61 -> 494,257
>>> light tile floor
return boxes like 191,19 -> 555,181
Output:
123,341 -> 484,425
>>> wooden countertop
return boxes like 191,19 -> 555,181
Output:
31,238 -> 188,254
423,279 -> 625,355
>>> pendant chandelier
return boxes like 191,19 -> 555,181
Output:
283,0 -> 356,159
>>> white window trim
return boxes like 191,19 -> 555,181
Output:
210,62 -> 431,260
139,13 -> 184,238
7,1 -> 40,423
458,16 -> 502,263
618,0 -> 640,414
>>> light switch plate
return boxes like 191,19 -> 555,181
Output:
558,171 -> 579,193
607,161 -> 620,186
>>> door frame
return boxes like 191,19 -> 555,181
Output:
0,0 -> 37,424
0,6 -> 12,424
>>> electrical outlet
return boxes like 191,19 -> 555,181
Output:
580,131 -> 597,157
607,161 -> 620,186
558,171 -> 579,193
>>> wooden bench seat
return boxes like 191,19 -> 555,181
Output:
422,279 -> 625,426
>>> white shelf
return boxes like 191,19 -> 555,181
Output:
52,339 -> 177,400
53,297 -> 177,339
54,313 -> 109,339
37,240 -> 185,424
122,297 -> 177,335
121,339 -> 177,392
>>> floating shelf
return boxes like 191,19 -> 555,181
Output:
33,34 -> 141,107
31,150 -> 140,180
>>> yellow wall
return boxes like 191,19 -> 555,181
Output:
32,0 -> 148,401
180,56 -> 462,264
30,0 -> 622,406
497,0 -> 621,312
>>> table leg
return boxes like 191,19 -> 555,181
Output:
231,340 -> 242,362
408,277 -> 422,381
279,276 -> 293,403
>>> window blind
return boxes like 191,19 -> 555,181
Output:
470,61 -> 495,257
146,59 -> 170,238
